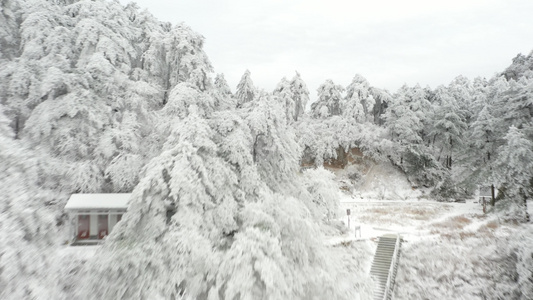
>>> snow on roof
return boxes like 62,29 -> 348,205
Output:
65,193 -> 131,210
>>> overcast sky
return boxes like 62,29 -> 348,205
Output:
120,0 -> 533,98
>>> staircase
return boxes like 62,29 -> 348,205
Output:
370,234 -> 402,300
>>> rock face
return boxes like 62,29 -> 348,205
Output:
323,147 -> 365,169
301,146 -> 422,200
301,146 -> 365,169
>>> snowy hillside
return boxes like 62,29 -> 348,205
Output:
1,0 -> 533,299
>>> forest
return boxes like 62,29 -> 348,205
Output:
1,0 -> 532,299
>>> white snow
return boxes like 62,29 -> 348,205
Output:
327,183 -> 533,300
64,193 -> 131,210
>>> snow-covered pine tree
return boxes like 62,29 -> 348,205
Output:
448,75 -> 474,124
430,86 -> 467,169
384,91 -> 423,146
470,77 -> 489,115
369,86 -> 392,125
493,126 -> 533,222
211,73 -> 236,110
0,0 -> 217,194
384,88 -> 443,186
79,95 -> 360,300
214,73 -> 232,96
0,0 -> 23,61
503,50 -> 533,81
311,79 -> 344,118
343,75 -> 366,123
503,71 -> 533,136
343,74 -> 375,123
235,69 -> 256,108
290,71 -> 310,121
404,84 -> 433,143
467,104 -> 500,191
0,104 -> 60,299
273,77 -> 296,124
143,22 -> 213,104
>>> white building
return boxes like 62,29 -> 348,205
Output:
65,193 -> 130,244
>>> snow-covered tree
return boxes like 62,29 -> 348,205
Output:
493,126 -> 533,222
273,77 -> 296,124
311,79 -> 344,118
79,102 -> 360,300
212,73 -> 236,110
214,73 -> 232,96
0,104 -> 60,299
290,71 -> 310,121
235,69 -> 256,108
302,167 -> 340,223
143,22 -> 213,104
384,93 -> 423,146
503,50 -> 533,80
447,75 -> 474,124
430,86 -> 467,169
503,72 -> 533,134
343,74 -> 375,123
369,87 -> 392,125
0,0 -> 23,60
0,0 -> 196,194
383,85 -> 444,187
467,104 -> 500,189
246,92 -> 300,190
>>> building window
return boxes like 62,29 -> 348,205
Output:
78,215 -> 90,239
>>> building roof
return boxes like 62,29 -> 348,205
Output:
65,193 -> 131,210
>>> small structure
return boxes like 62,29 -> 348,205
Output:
65,193 -> 130,245
479,187 -> 494,213
479,186 -> 492,202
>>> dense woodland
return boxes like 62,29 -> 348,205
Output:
1,0 -> 532,299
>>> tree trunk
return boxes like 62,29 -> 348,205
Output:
252,133 -> 265,163
15,114 -> 20,139
490,184 -> 495,206
521,188 -> 530,222
163,71 -> 170,105
448,137 -> 453,169
525,197 -> 530,223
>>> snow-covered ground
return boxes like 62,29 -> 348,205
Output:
338,197 -> 485,241
329,194 -> 533,300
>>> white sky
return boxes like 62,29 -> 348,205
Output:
120,0 -> 533,98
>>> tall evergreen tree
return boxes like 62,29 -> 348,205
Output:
0,104 -> 59,299
493,126 -> 533,222
212,73 -> 235,110
273,77 -> 296,124
235,69 -> 255,108
343,74 -> 376,123
290,71 -> 310,121
430,86 -> 467,169
311,79 -> 344,118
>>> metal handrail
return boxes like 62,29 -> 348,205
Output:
382,234 -> 400,300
